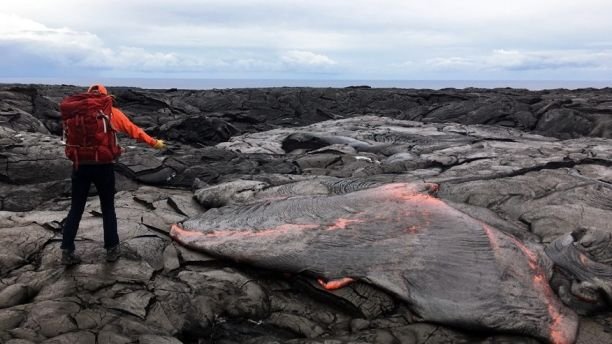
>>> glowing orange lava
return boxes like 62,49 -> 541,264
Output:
317,277 -> 355,290
482,224 -> 500,252
376,184 -> 445,217
483,224 -> 574,344
171,223 -> 202,240
327,218 -> 364,230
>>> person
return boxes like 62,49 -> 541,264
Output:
61,84 -> 166,265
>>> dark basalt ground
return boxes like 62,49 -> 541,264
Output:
0,84 -> 611,344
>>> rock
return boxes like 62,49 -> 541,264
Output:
0,180 -> 70,212
1,84 -> 612,344
0,104 -> 50,134
440,169 -> 612,242
22,300 -> 80,338
97,331 -> 132,344
160,115 -> 239,146
138,334 -> 184,344
381,152 -> 426,173
41,331 -> 96,344
390,324 -> 540,344
124,237 -> 167,271
576,317 -> 612,344
350,318 -> 371,332
99,315 -> 164,338
193,179 -> 268,208
178,268 -> 270,319
0,127 -> 71,184
0,284 -> 30,309
149,277 -> 191,330
6,339 -> 37,344
536,108 -> 592,138
576,164 -> 612,183
167,194 -> 204,217
162,244 -> 180,272
70,260 -> 155,284
292,277 -> 396,321
267,312 -> 326,338
73,308 -> 117,330
0,309 -> 25,331
0,224 -> 53,274
187,296 -> 215,332
285,329 -> 399,344
6,84 -> 612,142
8,327 -> 45,343
102,290 -> 154,319
144,301 -> 179,335
175,245 -> 216,264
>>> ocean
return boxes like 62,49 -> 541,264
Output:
1,78 -> 611,90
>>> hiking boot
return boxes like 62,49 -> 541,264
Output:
61,249 -> 81,266
106,245 -> 120,262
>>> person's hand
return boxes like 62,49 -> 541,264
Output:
153,139 -> 166,150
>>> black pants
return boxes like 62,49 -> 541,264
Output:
61,164 -> 119,251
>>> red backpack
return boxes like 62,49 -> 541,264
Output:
60,92 -> 122,166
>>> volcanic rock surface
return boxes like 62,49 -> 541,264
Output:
0,84 -> 611,344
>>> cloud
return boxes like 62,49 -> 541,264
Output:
12,1 -> 611,40
126,25 -> 353,51
485,49 -> 602,71
423,49 -> 612,73
11,1 -> 612,55
0,13 -> 344,77
0,13 -> 185,72
425,57 -> 476,70
281,50 -> 336,66
3,1 -> 612,80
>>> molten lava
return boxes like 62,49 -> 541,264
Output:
327,218 -> 364,230
317,277 -> 356,290
483,223 -> 574,344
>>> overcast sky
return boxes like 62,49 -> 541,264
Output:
2,0 -> 612,83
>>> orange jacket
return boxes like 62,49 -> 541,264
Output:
110,107 -> 157,147
87,84 -> 157,147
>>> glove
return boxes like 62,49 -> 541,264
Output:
153,139 -> 166,150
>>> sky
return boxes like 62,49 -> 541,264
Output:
2,0 -> 612,85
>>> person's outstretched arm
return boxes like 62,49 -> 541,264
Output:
110,107 -> 164,148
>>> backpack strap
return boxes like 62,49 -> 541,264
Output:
98,110 -> 109,133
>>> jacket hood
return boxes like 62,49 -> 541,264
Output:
87,84 -> 108,95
